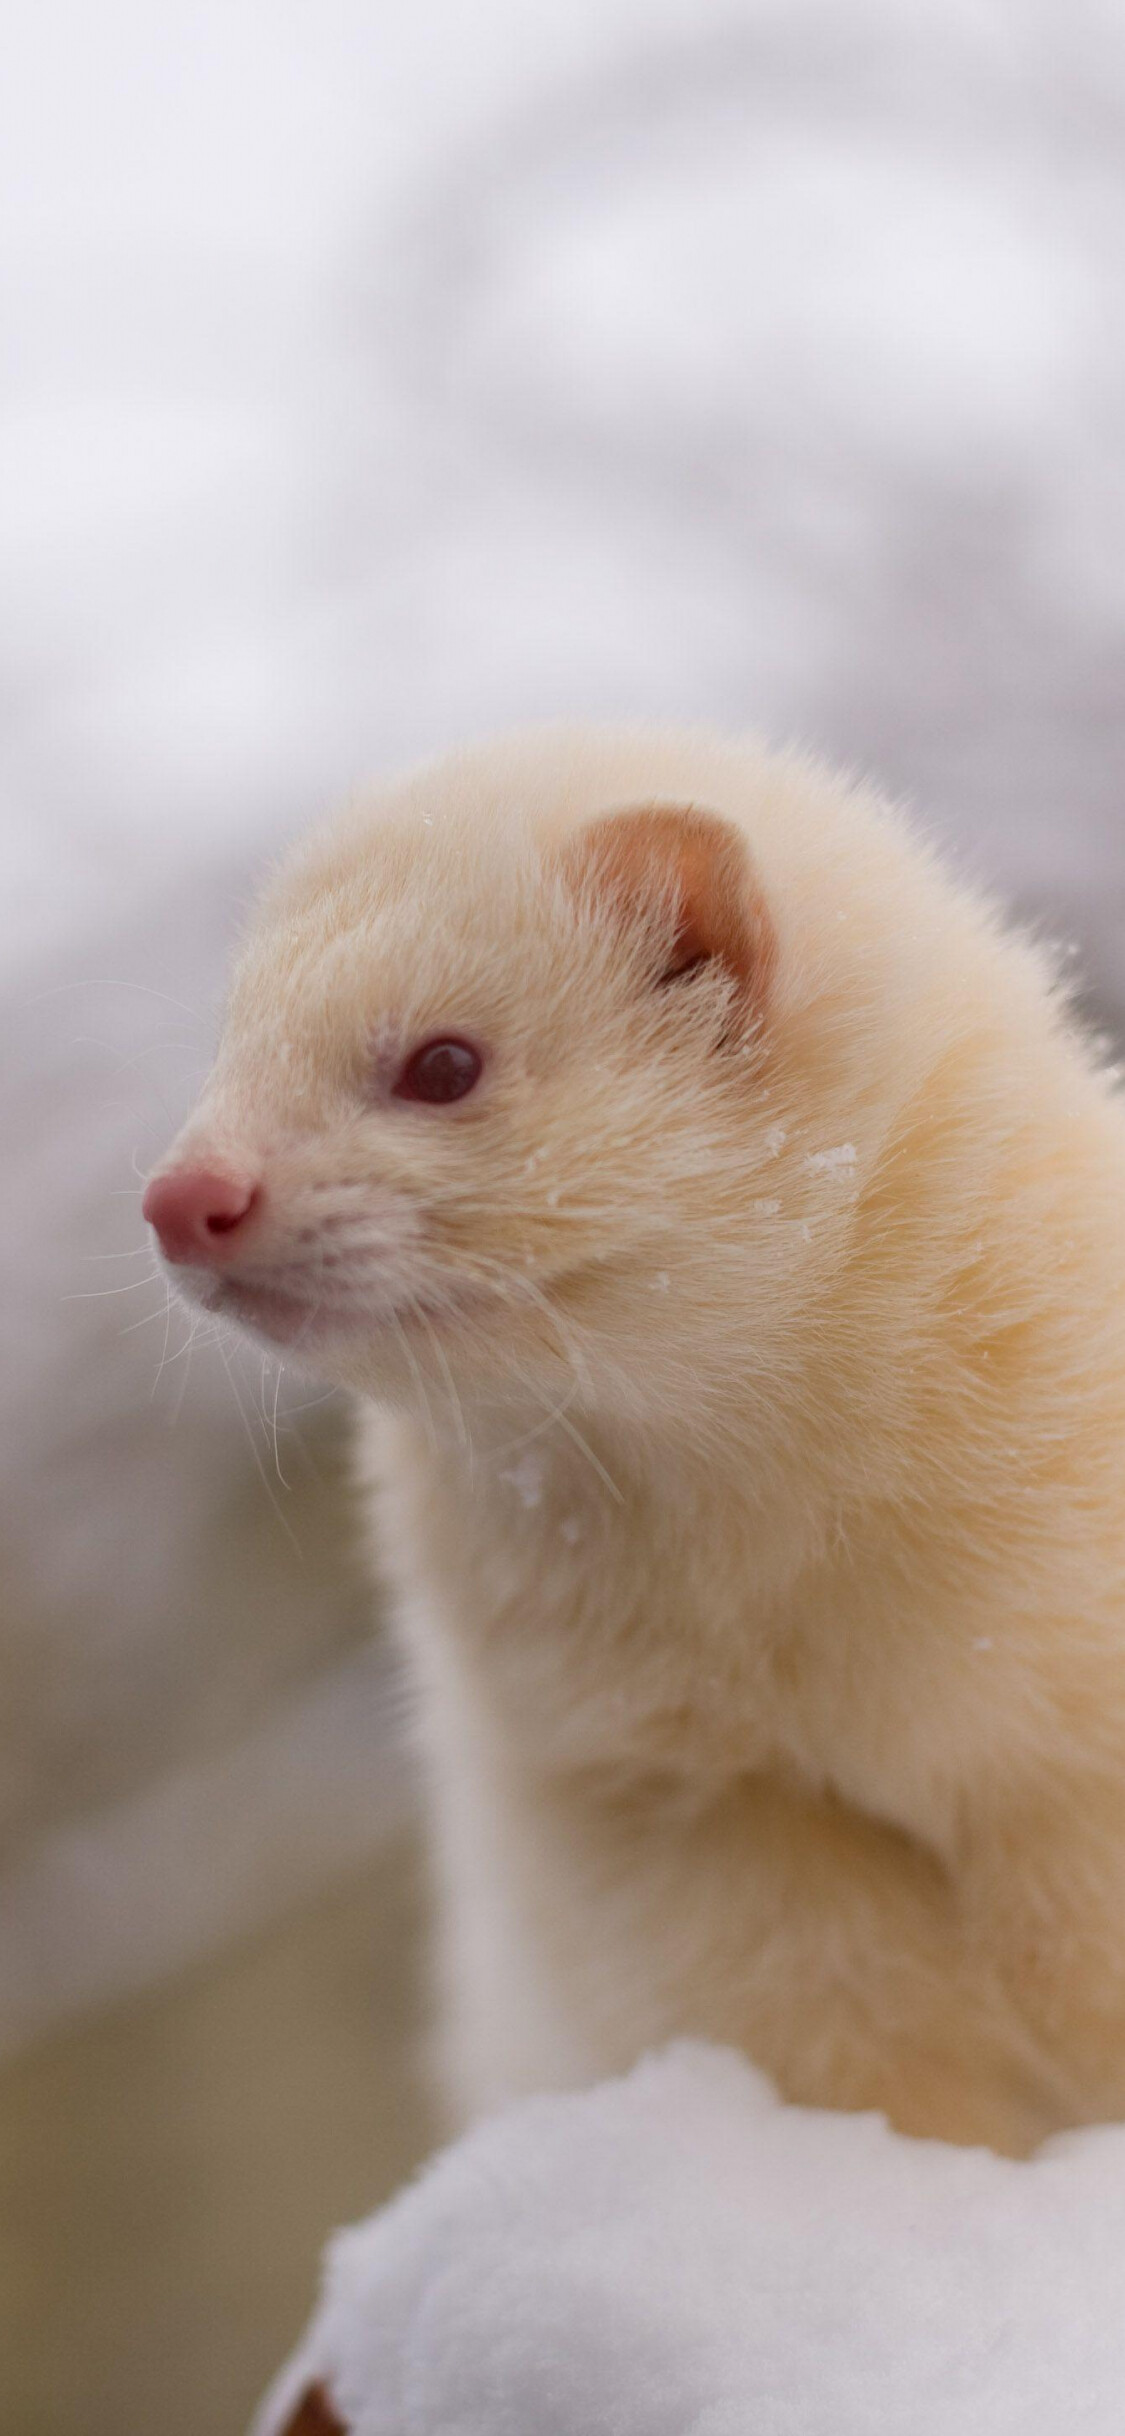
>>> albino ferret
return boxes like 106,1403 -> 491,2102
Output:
145,726 -> 1125,2156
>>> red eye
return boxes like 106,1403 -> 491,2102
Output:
393,1035 -> 483,1105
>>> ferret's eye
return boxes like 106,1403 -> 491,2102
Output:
393,1035 -> 483,1105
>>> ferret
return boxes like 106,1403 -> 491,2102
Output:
144,724 -> 1125,2159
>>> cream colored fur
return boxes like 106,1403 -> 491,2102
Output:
154,726 -> 1125,2155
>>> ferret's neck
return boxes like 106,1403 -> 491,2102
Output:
385,1307 -> 910,1630
389,1029 -> 1125,1646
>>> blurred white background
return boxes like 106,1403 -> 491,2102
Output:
5,0 -> 1125,2058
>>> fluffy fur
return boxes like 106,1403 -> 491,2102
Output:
150,725 -> 1125,2155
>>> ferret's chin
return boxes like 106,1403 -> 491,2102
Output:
168,1271 -> 344,1356
170,1268 -> 487,1370
208,1278 -> 344,1351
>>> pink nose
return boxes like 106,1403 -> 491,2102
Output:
142,1166 -> 261,1266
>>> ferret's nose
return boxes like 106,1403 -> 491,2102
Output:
142,1166 -> 261,1266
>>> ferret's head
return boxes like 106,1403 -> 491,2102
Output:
143,730 -> 893,1431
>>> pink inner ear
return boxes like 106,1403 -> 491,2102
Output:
567,803 -> 776,1025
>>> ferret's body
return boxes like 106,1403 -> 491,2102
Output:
148,728 -> 1125,2153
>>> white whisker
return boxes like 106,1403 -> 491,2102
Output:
167,1313 -> 203,1426
160,1316 -> 224,1371
29,977 -> 206,1022
150,1276 -> 174,1396
64,1273 -> 163,1301
391,1307 -> 440,1452
413,1300 -> 473,1477
553,1407 -> 626,1506
266,1356 -> 290,1489
83,1245 -> 154,1262
491,1374 -> 581,1463
281,1387 -> 339,1419
120,1300 -> 186,1337
217,1338 -> 301,1555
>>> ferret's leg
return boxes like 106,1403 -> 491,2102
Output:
430,1761 -> 1074,2156
961,1778 -> 1125,2133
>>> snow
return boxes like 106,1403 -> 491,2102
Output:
498,1451 -> 547,1509
253,2040 -> 1125,2435
804,1143 -> 859,1176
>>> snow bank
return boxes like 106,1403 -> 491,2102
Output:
252,2042 -> 1125,2435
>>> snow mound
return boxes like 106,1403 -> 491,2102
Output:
252,2041 -> 1125,2435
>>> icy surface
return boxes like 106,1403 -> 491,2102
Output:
254,2042 -> 1125,2436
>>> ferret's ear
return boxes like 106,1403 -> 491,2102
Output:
566,804 -> 775,1027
